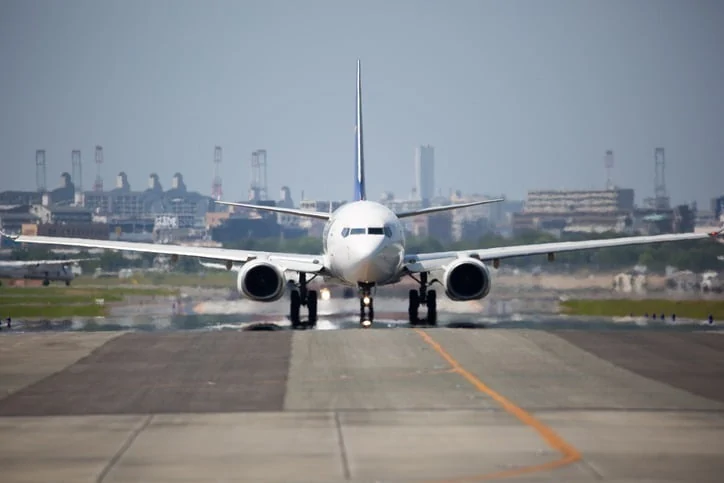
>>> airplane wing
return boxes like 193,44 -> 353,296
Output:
404,229 -> 724,273
0,258 -> 97,267
0,233 -> 326,274
199,260 -> 242,271
215,201 -> 331,220
395,198 -> 504,218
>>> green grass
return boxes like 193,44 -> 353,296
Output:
70,271 -> 235,288
0,285 -> 178,298
0,294 -> 124,305
560,299 -> 724,320
0,304 -> 107,318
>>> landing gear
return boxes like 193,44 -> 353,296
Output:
42,278 -> 50,286
358,283 -> 374,328
408,272 -> 437,326
289,273 -> 318,329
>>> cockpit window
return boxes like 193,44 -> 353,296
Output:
341,228 -> 350,237
367,227 -> 384,235
383,225 -> 392,237
350,228 -> 365,235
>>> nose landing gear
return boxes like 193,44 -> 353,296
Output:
408,272 -> 437,326
359,283 -> 374,328
289,273 -> 318,329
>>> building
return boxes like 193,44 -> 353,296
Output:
0,205 -> 40,233
414,145 -> 435,206
83,172 -> 211,229
30,205 -> 93,225
513,188 -> 636,235
21,222 -> 109,240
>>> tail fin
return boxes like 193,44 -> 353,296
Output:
354,59 -> 366,201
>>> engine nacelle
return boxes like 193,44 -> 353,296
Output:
236,260 -> 286,302
442,257 -> 492,301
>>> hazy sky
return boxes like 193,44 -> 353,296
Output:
1,0 -> 723,207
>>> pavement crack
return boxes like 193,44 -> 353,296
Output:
97,414 -> 153,483
334,411 -> 352,480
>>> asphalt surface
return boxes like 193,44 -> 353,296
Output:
1,328 -> 723,482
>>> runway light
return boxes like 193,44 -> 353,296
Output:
363,296 -> 371,305
361,319 -> 372,327
320,288 -> 331,300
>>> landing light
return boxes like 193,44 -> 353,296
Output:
363,296 -> 371,305
320,288 -> 331,300
361,319 -> 372,327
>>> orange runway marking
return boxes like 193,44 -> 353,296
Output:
415,329 -> 582,482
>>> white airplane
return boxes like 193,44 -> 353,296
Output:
0,257 -> 91,286
2,60 -> 723,328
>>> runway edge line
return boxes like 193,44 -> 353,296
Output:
414,329 -> 583,482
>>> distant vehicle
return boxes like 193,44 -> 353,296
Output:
0,258 -> 91,286
2,60 -> 723,328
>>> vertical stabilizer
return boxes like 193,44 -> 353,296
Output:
354,59 -> 366,201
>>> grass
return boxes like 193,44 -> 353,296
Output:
0,284 -> 180,319
0,304 -> 107,318
560,299 -> 724,320
70,271 -> 235,288
0,285 -> 179,298
0,294 -> 124,305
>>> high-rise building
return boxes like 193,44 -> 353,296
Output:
415,145 -> 434,206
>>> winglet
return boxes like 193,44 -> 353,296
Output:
354,59 -> 366,201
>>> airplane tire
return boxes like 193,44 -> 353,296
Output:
290,290 -> 302,328
408,289 -> 420,325
426,290 -> 437,326
307,290 -> 318,326
43,279 -> 50,286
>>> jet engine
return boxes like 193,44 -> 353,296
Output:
442,257 -> 492,301
236,260 -> 286,302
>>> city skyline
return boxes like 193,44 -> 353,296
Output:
1,0 -> 723,206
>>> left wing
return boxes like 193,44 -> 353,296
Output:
404,229 -> 724,273
215,201 -> 331,220
0,233 -> 326,274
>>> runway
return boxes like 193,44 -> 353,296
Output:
1,327 -> 723,482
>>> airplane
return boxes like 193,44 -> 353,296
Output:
0,257 -> 93,286
2,59 -> 723,328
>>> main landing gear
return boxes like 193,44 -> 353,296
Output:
289,273 -> 318,329
408,272 -> 437,327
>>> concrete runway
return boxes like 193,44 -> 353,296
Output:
1,329 -> 723,482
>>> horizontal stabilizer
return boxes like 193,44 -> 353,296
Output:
215,201 -> 331,220
396,198 -> 504,218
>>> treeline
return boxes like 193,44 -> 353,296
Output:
7,229 -> 722,274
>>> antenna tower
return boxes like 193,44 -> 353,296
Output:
35,149 -> 47,192
93,145 -> 104,191
604,150 -> 614,190
211,146 -> 223,200
250,149 -> 268,201
71,150 -> 82,191
654,147 -> 669,209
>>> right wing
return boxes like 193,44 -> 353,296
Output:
1,233 -> 326,274
404,228 -> 724,273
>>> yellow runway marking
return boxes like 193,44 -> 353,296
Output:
415,329 -> 582,482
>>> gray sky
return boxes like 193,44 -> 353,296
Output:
1,0 -> 723,208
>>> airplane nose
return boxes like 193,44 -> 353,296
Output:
350,238 -> 385,261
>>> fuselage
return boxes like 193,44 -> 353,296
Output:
323,200 -> 406,286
